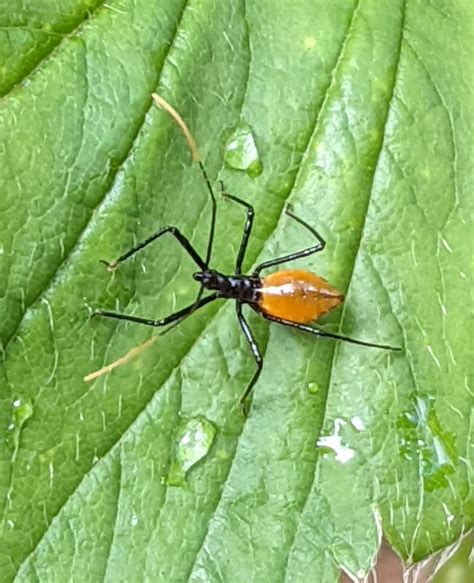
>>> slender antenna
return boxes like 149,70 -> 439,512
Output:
151,94 -> 201,161
84,315 -> 185,383
199,160 -> 217,267
152,93 -> 217,267
84,336 -> 158,382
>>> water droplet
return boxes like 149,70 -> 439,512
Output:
6,519 -> 15,530
396,395 -> 457,491
12,397 -> 33,424
307,382 -> 320,395
167,416 -> 217,486
5,396 -> 33,448
351,416 -> 365,431
130,513 -> 138,527
224,123 -> 263,177
317,418 -> 355,464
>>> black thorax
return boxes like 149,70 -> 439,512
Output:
193,270 -> 261,303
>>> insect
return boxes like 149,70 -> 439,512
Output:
90,95 -> 400,414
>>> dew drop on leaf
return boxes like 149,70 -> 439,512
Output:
307,381 -> 320,395
167,416 -> 217,487
350,416 -> 365,431
5,396 -> 33,449
224,122 -> 263,177
12,396 -> 33,424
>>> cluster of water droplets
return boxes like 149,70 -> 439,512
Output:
397,395 -> 457,491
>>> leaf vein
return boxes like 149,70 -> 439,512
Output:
283,0 -> 408,576
0,0 -> 108,99
9,0 -> 197,574
101,455 -> 123,583
404,39 -> 459,231
1,3 -> 189,359
184,1 -> 366,579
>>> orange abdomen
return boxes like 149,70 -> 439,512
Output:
258,269 -> 344,324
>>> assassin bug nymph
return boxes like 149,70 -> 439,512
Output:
89,95 -> 400,414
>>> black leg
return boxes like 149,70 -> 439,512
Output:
101,226 -> 207,271
254,205 -> 326,275
94,293 -> 219,328
236,303 -> 263,415
220,184 -> 255,274
258,311 -> 401,351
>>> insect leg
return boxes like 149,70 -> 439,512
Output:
94,293 -> 219,328
259,312 -> 401,351
101,226 -> 207,271
253,205 -> 326,275
236,302 -> 263,415
220,185 -> 255,274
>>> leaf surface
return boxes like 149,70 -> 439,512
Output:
0,1 -> 472,581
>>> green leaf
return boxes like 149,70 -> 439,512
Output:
0,0 -> 472,581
